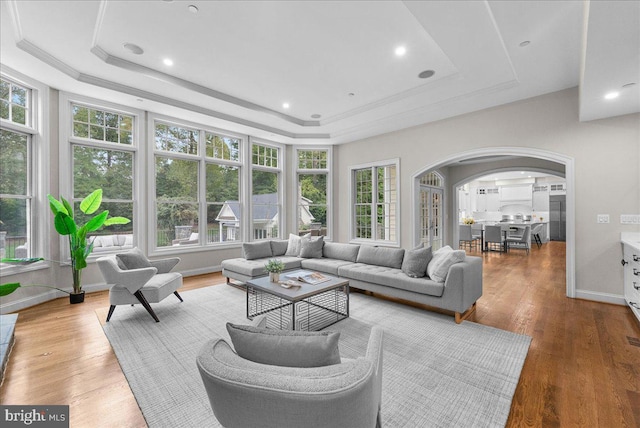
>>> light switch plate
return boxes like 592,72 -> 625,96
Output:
597,214 -> 610,224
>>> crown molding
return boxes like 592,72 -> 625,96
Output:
14,38 -> 329,140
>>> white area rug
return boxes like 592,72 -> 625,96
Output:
102,285 -> 531,427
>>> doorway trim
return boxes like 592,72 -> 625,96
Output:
411,147 -> 575,298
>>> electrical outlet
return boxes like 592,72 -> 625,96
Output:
597,214 -> 610,224
621,214 -> 640,224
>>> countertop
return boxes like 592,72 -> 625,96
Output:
621,232 -> 640,251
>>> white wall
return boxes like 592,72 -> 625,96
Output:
334,87 -> 640,298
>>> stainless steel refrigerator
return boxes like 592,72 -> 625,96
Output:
549,195 -> 566,241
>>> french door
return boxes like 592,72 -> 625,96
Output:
420,186 -> 443,250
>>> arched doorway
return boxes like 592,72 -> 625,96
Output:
412,147 -> 575,298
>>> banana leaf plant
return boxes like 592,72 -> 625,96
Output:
49,189 -> 130,295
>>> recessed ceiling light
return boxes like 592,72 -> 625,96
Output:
604,91 -> 620,100
395,46 -> 407,56
188,5 -> 199,13
418,70 -> 435,79
163,58 -> 174,66
519,40 -> 531,47
123,43 -> 144,55
311,114 -> 322,119
282,102 -> 290,109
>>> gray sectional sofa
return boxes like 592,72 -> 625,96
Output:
221,238 -> 482,323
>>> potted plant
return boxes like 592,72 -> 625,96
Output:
264,259 -> 285,283
0,189 -> 130,304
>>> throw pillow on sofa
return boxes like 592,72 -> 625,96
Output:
299,235 -> 324,258
426,246 -> 465,283
226,322 -> 341,368
242,240 -> 273,260
270,239 -> 289,256
285,233 -> 310,256
401,245 -> 433,278
357,245 -> 405,269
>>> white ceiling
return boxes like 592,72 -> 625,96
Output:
1,0 -> 638,145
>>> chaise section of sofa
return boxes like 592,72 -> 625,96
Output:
221,239 -> 482,323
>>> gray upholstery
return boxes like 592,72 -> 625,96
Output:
270,239 -> 289,256
197,325 -> 384,428
401,245 -> 432,278
226,323 -> 341,367
97,254 -> 183,322
300,257 -> 357,275
338,263 -> 444,297
222,256 -> 302,278
242,240 -> 273,260
322,242 -> 360,262
222,239 -> 483,323
357,245 -> 405,269
116,247 -> 152,270
299,235 -> 324,258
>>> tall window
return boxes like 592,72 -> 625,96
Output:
154,122 -> 200,247
296,148 -> 330,237
205,132 -> 241,243
69,103 -> 136,249
153,118 -> 243,248
0,75 -> 42,266
251,141 -> 281,240
351,159 -> 399,244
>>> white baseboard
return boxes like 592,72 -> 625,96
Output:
0,282 -> 111,314
0,267 -> 222,314
574,290 -> 626,306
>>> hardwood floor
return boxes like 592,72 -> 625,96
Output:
1,242 -> 639,427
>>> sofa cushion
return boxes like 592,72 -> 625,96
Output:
300,258 -> 355,276
356,245 -> 405,269
226,323 -> 341,368
401,246 -> 433,278
427,246 -> 466,283
285,233 -> 310,256
299,235 -> 324,258
222,257 -> 302,277
242,241 -> 273,260
338,263 -> 444,297
116,247 -> 152,270
270,239 -> 289,257
322,242 -> 360,262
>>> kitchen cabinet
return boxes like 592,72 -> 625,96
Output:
474,187 -> 499,212
622,234 -> 640,325
532,185 -> 549,212
499,184 -> 532,203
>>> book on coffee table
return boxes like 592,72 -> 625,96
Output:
286,271 -> 331,285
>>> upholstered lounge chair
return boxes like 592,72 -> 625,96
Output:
197,324 -> 384,428
97,254 -> 183,322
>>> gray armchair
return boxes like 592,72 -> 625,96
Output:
97,255 -> 183,322
196,324 -> 384,428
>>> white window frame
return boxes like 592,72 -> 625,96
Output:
249,137 -> 284,241
59,92 -> 144,260
349,158 -> 400,246
0,67 -> 49,275
148,113 -> 244,254
294,146 -> 332,240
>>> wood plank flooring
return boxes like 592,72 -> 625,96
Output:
1,242 -> 639,427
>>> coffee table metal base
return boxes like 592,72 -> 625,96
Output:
247,285 -> 349,331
